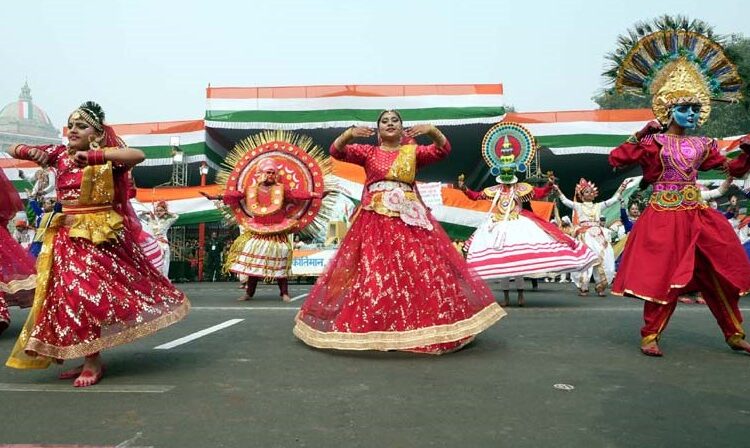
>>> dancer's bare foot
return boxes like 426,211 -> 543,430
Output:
236,295 -> 252,301
695,297 -> 706,305
237,283 -> 246,289
58,364 -> 84,380
678,296 -> 694,304
281,294 -> 291,303
578,289 -> 589,297
729,338 -> 750,354
640,341 -> 663,357
73,355 -> 104,388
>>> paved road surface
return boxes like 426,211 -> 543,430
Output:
1,281 -> 749,447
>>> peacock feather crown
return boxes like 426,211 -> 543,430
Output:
604,15 -> 743,125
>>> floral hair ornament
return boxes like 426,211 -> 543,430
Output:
481,122 -> 536,184
575,178 -> 599,199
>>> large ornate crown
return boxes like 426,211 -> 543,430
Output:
604,15 -> 742,125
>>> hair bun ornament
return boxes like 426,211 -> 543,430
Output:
80,101 -> 105,123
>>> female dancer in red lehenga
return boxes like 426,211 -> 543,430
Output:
4,101 -> 190,386
294,110 -> 505,354
605,19 -> 750,356
0,170 -> 37,335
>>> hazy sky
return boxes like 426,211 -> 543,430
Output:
2,0 -> 747,128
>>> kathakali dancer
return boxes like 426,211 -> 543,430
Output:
555,178 -> 629,296
0,170 -> 36,335
294,110 -> 505,354
605,17 -> 750,356
4,101 -> 190,386
459,122 -> 598,306
206,131 -> 331,302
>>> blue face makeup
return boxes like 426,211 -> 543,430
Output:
671,104 -> 701,129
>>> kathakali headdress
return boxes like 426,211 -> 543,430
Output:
604,15 -> 743,126
481,122 -> 536,184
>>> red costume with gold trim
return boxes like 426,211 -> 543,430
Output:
605,17 -> 750,350
294,140 -> 505,354
0,170 -> 36,334
6,140 -> 190,369
610,135 -> 750,343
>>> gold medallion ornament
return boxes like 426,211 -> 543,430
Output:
217,130 -> 337,237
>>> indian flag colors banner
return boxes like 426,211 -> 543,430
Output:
204,84 -> 506,130
110,120 -> 219,168
130,159 -> 509,238
507,109 -> 654,155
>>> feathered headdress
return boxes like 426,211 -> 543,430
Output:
575,178 -> 598,198
604,15 -> 743,125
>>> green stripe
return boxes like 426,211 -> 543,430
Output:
537,134 -> 628,148
205,107 -> 506,124
438,222 -> 478,240
140,142 -> 205,159
174,209 -> 224,226
12,179 -> 33,192
698,170 -> 729,180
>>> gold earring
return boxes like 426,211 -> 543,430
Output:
89,135 -> 101,151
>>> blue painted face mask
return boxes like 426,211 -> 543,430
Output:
671,104 -> 701,130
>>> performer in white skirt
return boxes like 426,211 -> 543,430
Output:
461,123 -> 598,306
138,201 -> 178,278
555,178 -> 628,296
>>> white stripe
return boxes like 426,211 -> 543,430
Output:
0,383 -> 174,393
289,293 -> 308,302
547,146 -> 618,155
134,196 -> 216,213
154,318 -> 244,349
135,154 -> 222,170
526,121 -> 648,136
206,94 -> 505,112
121,130 -> 205,147
205,115 -> 506,130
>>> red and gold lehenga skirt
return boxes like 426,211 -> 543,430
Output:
294,210 -> 505,354
0,227 -> 37,328
6,209 -> 190,369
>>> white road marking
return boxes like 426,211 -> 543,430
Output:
0,383 -> 173,393
154,319 -> 244,350
289,293 -> 309,302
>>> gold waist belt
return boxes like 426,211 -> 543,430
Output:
649,185 -> 704,211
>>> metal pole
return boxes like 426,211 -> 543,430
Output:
198,162 -> 207,282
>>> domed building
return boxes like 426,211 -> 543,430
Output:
0,82 -> 61,153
